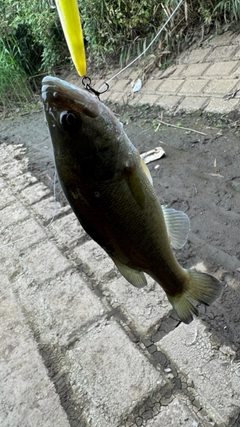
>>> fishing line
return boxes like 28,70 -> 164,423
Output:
99,0 -> 184,91
0,168 -> 58,250
0,1 -> 183,249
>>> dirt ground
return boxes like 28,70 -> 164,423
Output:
1,100 -> 240,359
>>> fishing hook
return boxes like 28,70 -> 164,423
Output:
82,76 -> 109,100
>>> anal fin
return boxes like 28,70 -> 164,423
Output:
112,257 -> 147,288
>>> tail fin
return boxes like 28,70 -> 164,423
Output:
167,269 -> 222,324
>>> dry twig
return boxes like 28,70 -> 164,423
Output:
157,119 -> 207,136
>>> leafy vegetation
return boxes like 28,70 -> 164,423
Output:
1,0 -> 240,111
0,38 -> 33,111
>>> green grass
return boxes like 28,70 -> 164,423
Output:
0,39 -> 33,112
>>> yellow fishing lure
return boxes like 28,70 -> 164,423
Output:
55,0 -> 86,76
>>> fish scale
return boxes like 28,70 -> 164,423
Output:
42,76 -> 222,324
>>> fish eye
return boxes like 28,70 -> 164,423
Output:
60,111 -> 81,131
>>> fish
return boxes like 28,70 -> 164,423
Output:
41,76 -> 222,324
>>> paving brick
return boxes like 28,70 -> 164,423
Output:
138,94 -> 161,106
0,143 -> 12,165
157,95 -> 182,110
49,212 -> 86,248
128,93 -> 144,106
177,96 -> 209,112
0,243 -> 25,281
71,239 -> 116,283
183,48 -> 212,64
102,276 -> 172,335
13,270 -> 105,347
143,80 -> 162,93
0,179 -> 15,209
231,33 -> 240,44
20,182 -> 51,205
0,159 -> 27,179
22,240 -> 71,282
108,91 -> 129,104
151,69 -> 165,79
157,79 -> 184,94
1,217 -> 46,251
207,45 -> 238,61
9,171 -> 38,193
0,276 -> 70,427
32,196 -> 70,223
113,79 -> 130,91
0,143 -> 26,167
159,64 -> 185,78
66,320 -> 166,427
159,319 -> 240,424
182,63 -> 210,77
206,31 -> 234,46
143,397 -> 200,426
179,79 -> 209,94
232,45 -> 240,60
232,61 -> 240,77
0,201 -> 29,227
204,97 -> 240,114
204,79 -> 237,95
204,61 -> 238,76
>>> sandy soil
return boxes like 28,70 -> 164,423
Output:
0,101 -> 240,357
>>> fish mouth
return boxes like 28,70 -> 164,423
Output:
41,76 -> 100,118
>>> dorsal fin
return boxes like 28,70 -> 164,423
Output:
162,206 -> 190,249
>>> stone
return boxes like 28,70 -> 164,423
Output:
49,212 -> 87,249
20,182 -> 51,205
1,217 -> 46,251
182,63 -> 210,77
0,276 -> 70,427
102,276 -> 172,336
207,45 -> 238,61
157,95 -> 182,110
138,94 -> 160,106
71,239 -> 116,283
143,398 -> 200,426
0,201 -> 29,227
13,270 -> 106,347
184,48 -> 212,64
159,319 -> 240,424
178,79 -> 209,94
66,320 -> 166,427
204,61 -> 238,76
177,96 -> 208,112
21,240 -> 71,282
156,79 -> 184,94
143,80 -> 163,93
204,97 -> 240,114
203,78 -> 237,95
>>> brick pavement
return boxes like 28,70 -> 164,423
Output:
1,30 -> 240,427
82,29 -> 240,115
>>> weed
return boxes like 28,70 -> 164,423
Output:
0,38 -> 33,111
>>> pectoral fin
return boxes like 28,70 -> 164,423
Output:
112,257 -> 147,288
162,206 -> 190,249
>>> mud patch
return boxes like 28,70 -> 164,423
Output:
0,103 -> 240,349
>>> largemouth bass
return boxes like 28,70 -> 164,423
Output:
42,76 -> 222,323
